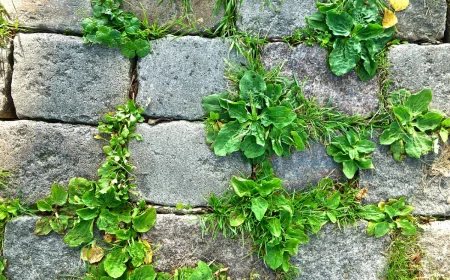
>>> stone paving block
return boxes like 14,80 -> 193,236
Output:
293,221 -> 390,280
129,122 -> 251,207
391,0 -> 447,42
136,36 -> 242,120
388,44 -> 450,116
3,216 -> 84,280
0,42 -> 14,118
237,0 -> 317,39
12,33 -> 130,125
271,142 -> 343,191
0,120 -> 104,203
419,220 -> 450,278
360,138 -> 450,216
263,43 -> 379,116
0,0 -> 92,34
143,214 -> 275,279
122,0 -> 224,33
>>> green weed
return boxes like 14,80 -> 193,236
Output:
386,232 -> 423,280
0,6 -> 18,48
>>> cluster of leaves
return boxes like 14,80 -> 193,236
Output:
202,169 -> 363,274
0,7 -> 19,48
359,198 -> 417,238
326,129 -> 375,179
306,0 -> 395,81
380,89 -> 446,162
202,70 -> 309,163
82,0 -> 152,58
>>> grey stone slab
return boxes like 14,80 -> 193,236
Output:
360,138 -> 450,216
3,216 -> 84,280
122,0 -> 224,34
419,221 -> 450,278
136,36 -> 242,120
0,120 -> 104,203
129,122 -> 251,207
388,44 -> 450,115
0,42 -> 14,119
293,221 -> 390,280
237,0 -> 317,39
12,33 -> 130,125
0,0 -> 92,34
263,42 -> 379,116
271,142 -> 343,192
391,0 -> 447,42
142,214 -> 275,279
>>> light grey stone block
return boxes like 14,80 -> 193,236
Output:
3,216 -> 84,280
419,221 -> 450,279
12,33 -> 130,125
263,42 -> 379,116
142,214 -> 275,279
0,120 -> 104,203
0,42 -> 14,118
293,221 -> 390,280
129,122 -> 251,206
388,44 -> 450,115
0,0 -> 92,34
136,36 -> 242,120
237,0 -> 318,38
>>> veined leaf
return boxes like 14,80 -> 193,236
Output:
329,37 -> 361,76
230,176 -> 255,197
260,106 -> 297,129
326,11 -> 354,36
63,219 -> 94,247
405,89 -> 432,116
213,121 -> 247,156
132,207 -> 157,232
251,197 -> 269,221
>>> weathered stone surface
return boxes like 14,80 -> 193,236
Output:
360,138 -> 450,216
263,43 -> 379,116
136,36 -> 242,120
391,0 -> 447,42
419,221 -> 450,278
446,2 -> 450,43
123,0 -> 224,33
3,216 -> 84,280
293,221 -> 390,280
0,0 -> 92,34
143,214 -> 275,279
12,33 -> 130,125
0,120 -> 104,203
388,44 -> 450,115
0,43 -> 14,118
237,0 -> 317,38
129,122 -> 251,206
271,142 -> 343,191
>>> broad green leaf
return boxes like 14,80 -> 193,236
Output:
68,177 -> 92,205
240,135 -> 266,159
127,241 -> 146,267
396,205 -> 414,216
356,158 -> 374,169
201,93 -> 229,119
229,212 -> 246,227
219,99 -> 249,123
325,192 -> 341,209
34,216 -> 53,235
380,122 -> 404,145
350,0 -> 379,24
251,197 -> 269,221
249,122 -> 265,146
307,11 -> 329,31
326,144 -> 341,156
345,129 -> 359,146
440,127 -> 449,143
291,131 -> 306,151
353,23 -> 385,40
284,238 -> 301,255
393,106 -> 412,125
414,111 -> 444,131
374,221 -> 391,238
104,248 -> 129,278
50,184 -> 68,206
286,229 -> 309,244
239,71 -> 266,102
332,152 -> 351,163
396,219 -> 417,236
258,178 -> 282,196
326,211 -> 337,223
213,121 -> 246,156
188,261 -> 213,280
357,40 -> 378,81
260,106 -> 296,129
121,40 -> 137,58
366,221 -> 377,236
267,218 -> 282,237
132,207 -> 157,232
384,205 -> 399,219
36,200 -> 53,212
360,205 -> 386,222
404,132 -> 433,158
50,216 -> 69,233
343,160 -> 359,179
63,219 -> 94,247
130,265 -> 157,280
355,139 -> 376,154
76,207 -> 100,220
405,89 -> 432,116
135,39 -> 151,58
264,84 -> 283,106
307,216 -> 325,233
325,11 -> 354,36
265,245 -> 283,270
230,176 -> 255,197
97,208 -> 120,233
329,37 -> 361,76
442,118 -> 450,128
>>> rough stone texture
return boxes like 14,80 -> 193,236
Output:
391,0 -> 447,42
0,120 -> 104,204
293,221 -> 390,280
129,122 -> 251,206
360,138 -> 450,216
237,0 -> 318,38
143,214 -> 275,279
0,0 -> 92,34
263,43 -> 379,116
388,44 -> 450,116
446,1 -> 450,43
3,216 -> 84,280
271,142 -> 343,191
12,33 -> 130,125
122,0 -> 224,33
136,36 -> 242,120
419,221 -> 450,279
0,42 -> 14,118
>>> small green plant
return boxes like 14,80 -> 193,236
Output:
359,198 -> 417,238
386,232 -> 423,280
439,117 -> 450,143
326,129 -> 376,179
380,88 -> 445,162
305,0 -> 395,81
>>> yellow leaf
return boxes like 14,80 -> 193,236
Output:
142,240 -> 153,264
390,0 -> 409,11
80,242 -> 104,264
382,9 -> 398,28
